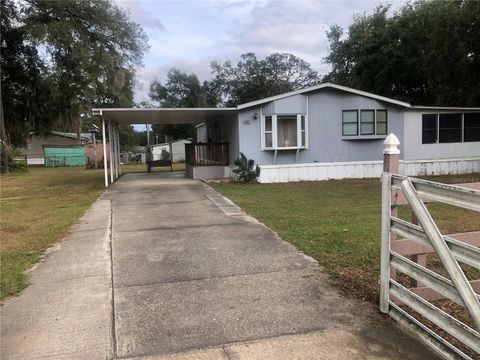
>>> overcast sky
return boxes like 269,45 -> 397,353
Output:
115,0 -> 405,103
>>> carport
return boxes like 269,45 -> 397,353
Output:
92,107 -> 237,187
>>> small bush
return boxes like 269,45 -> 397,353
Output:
232,153 -> 260,183
1,146 -> 28,173
8,160 -> 28,173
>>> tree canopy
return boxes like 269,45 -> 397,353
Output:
324,1 -> 480,106
150,69 -> 216,108
1,0 -> 148,149
1,0 -> 53,147
210,52 -> 320,106
148,69 -> 212,141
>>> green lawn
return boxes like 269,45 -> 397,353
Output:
0,167 -> 105,299
211,174 -> 480,302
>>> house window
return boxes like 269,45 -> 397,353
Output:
343,109 -> 388,137
360,110 -> 375,135
277,115 -> 297,147
264,116 -> 273,148
376,110 -> 387,135
422,114 -> 437,144
342,110 -> 358,136
301,115 -> 306,147
422,112 -> 480,144
439,113 -> 462,143
464,113 -> 480,142
262,114 -> 307,150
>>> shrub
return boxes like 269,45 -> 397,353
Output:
1,146 -> 28,173
232,153 -> 260,183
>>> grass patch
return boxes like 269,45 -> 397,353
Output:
0,167 -> 105,299
211,174 -> 480,302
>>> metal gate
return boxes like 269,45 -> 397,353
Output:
380,173 -> 480,359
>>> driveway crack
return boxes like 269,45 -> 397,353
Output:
107,200 -> 117,359
222,346 -> 232,360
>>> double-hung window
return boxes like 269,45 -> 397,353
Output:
264,116 -> 273,148
342,109 -> 387,136
360,110 -> 375,135
376,110 -> 387,135
262,114 -> 307,150
342,110 -> 358,136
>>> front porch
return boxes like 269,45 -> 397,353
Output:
185,142 -> 231,180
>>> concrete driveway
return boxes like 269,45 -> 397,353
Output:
1,172 -> 437,359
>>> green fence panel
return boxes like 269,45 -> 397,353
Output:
44,146 -> 85,167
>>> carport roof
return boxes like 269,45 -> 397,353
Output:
91,107 -> 237,125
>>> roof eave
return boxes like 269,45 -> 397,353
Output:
410,106 -> 480,111
237,83 -> 412,110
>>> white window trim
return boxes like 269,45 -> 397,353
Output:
261,113 -> 307,151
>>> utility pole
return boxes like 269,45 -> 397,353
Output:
0,40 -> 8,174
146,124 -> 151,163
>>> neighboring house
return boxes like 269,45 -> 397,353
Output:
94,83 -> 480,183
20,131 -> 90,166
151,143 -> 169,161
152,139 -> 191,162
170,139 -> 191,162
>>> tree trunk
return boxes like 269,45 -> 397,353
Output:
0,77 -> 8,174
76,114 -> 82,144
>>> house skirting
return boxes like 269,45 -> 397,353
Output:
186,164 -> 232,180
258,157 -> 480,183
26,156 -> 45,165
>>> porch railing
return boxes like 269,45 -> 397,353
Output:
185,143 -> 229,167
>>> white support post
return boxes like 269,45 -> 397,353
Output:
102,117 -> 108,188
112,123 -> 117,180
108,119 -> 114,183
114,124 -> 119,178
118,124 -> 122,176
115,123 -> 120,178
